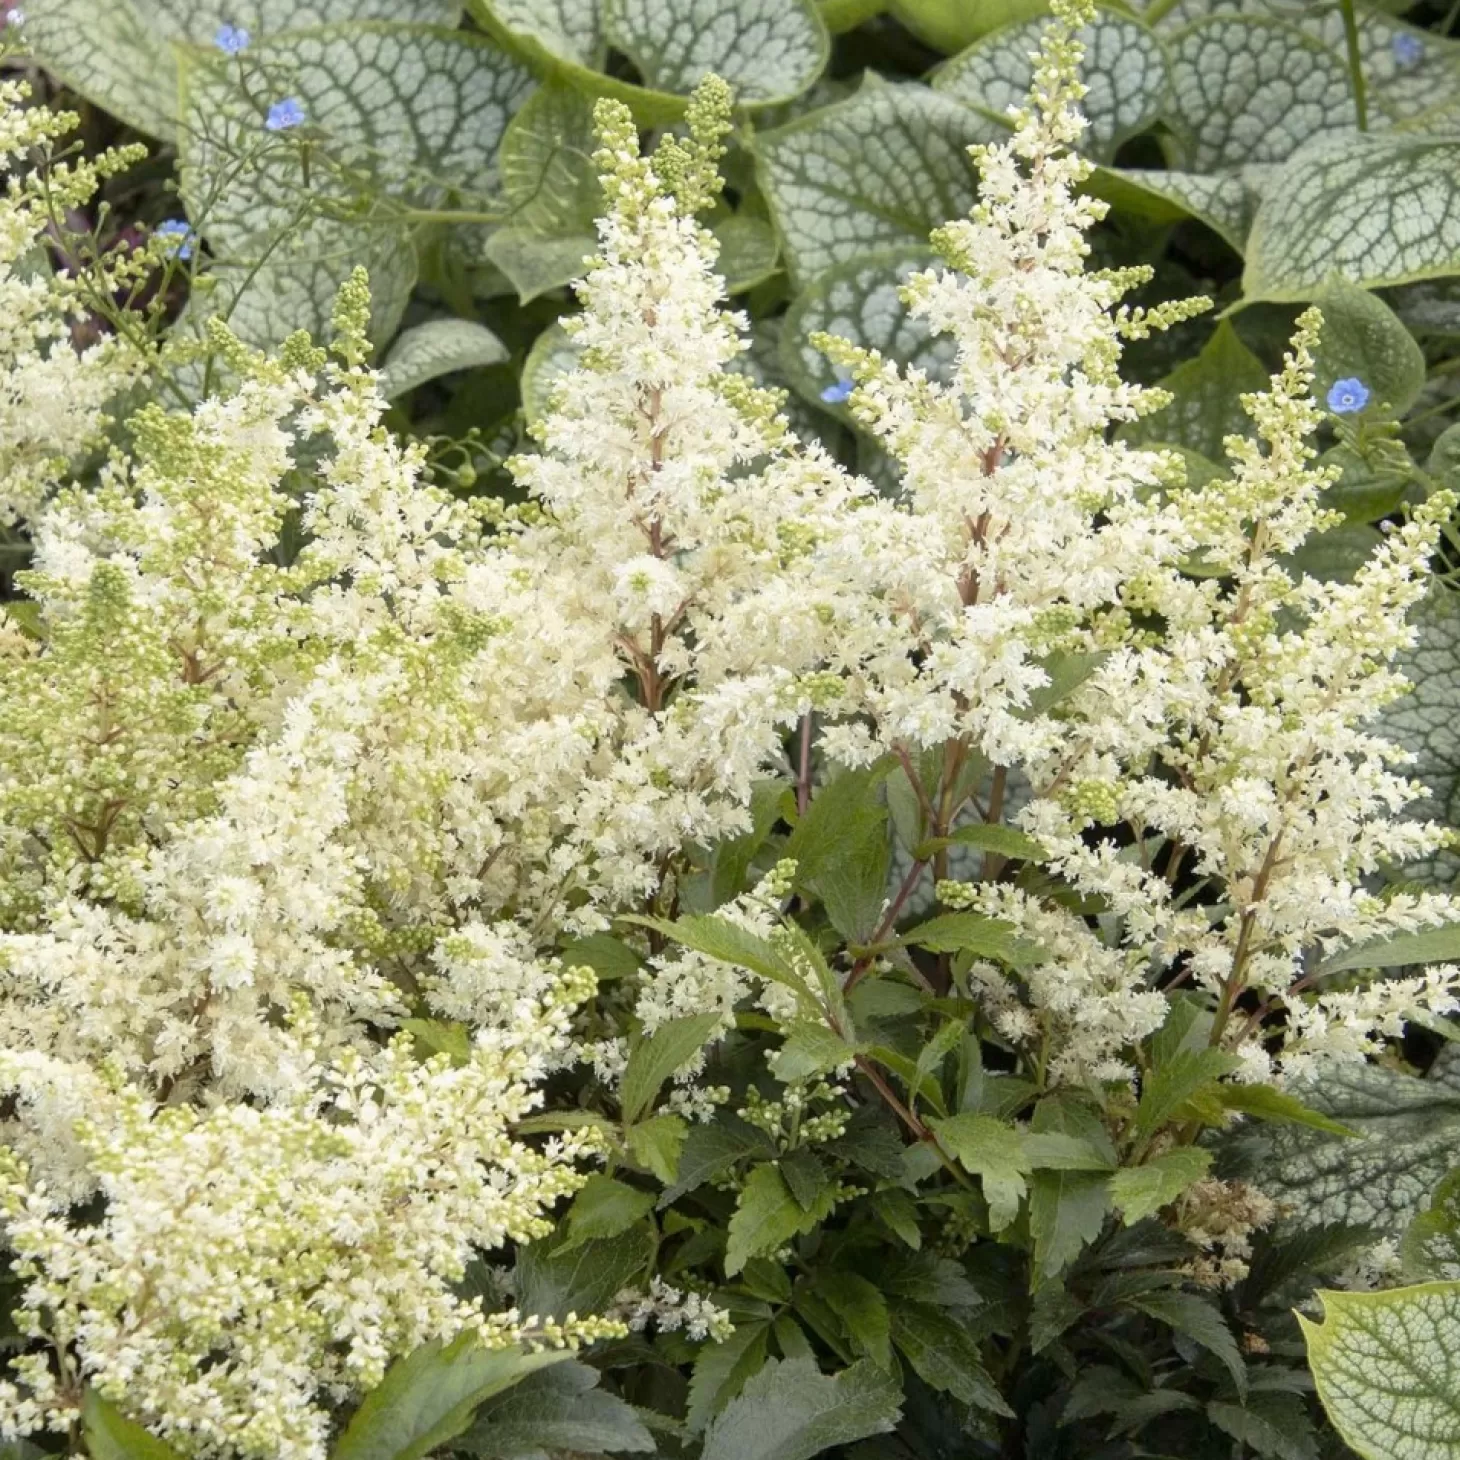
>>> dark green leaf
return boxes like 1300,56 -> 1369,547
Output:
901,912 -> 1032,962
888,1301 -> 1012,1415
82,1393 -> 186,1460
658,1116 -> 774,1209
457,1360 -> 653,1456
726,1164 -> 813,1275
1216,1082 -> 1359,1138
517,1228 -> 655,1323
700,1356 -> 903,1460
1133,1047 -> 1241,1139
686,1319 -> 772,1434
624,1113 -> 688,1183
814,1270 -> 893,1369
1132,1290 -> 1245,1398
332,1339 -> 569,1460
1028,1169 -> 1110,1286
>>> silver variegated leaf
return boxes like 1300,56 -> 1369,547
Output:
755,80 -> 996,286
933,8 -> 1170,162
379,318 -> 509,398
606,0 -> 828,105
1090,164 -> 1265,252
1165,15 -> 1354,172
1244,132 -> 1460,299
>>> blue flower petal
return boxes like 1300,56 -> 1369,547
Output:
1326,377 -> 1371,415
215,22 -> 251,54
820,378 -> 854,405
265,97 -> 306,132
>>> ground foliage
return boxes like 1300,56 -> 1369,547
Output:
12,0 -> 1460,1457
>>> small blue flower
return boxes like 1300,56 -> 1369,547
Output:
1392,31 -> 1425,67
265,97 -> 306,131
214,22 -> 251,54
1327,376 -> 1371,415
155,218 -> 195,261
820,376 -> 854,405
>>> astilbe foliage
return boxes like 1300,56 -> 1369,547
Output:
0,3 -> 1459,1457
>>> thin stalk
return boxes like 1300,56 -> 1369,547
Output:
1338,0 -> 1369,130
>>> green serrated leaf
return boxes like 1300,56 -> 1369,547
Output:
1134,1047 -> 1242,1139
814,1270 -> 893,1368
625,914 -> 813,1010
561,933 -> 644,982
1321,922 -> 1460,974
1302,1282 -> 1460,1460
686,1319 -> 772,1433
658,1115 -> 773,1208
1207,1393 -> 1319,1460
900,912 -> 1029,960
1216,1081 -> 1359,1137
700,1356 -> 903,1460
400,1018 -> 472,1065
932,1113 -> 1029,1231
888,1301 -> 1012,1414
457,1360 -> 654,1456
771,1021 -> 859,1082
380,319 -> 508,399
935,7 -> 1170,162
516,1227 -> 654,1322
332,1339 -> 569,1460
1245,133 -> 1460,300
620,1012 -> 723,1124
1029,1169 -> 1110,1285
754,81 -> 995,286
1132,1289 -> 1245,1397
1166,16 -> 1352,172
916,823 -> 1048,864
555,1174 -> 656,1254
726,1164 -> 814,1275
624,1113 -> 688,1183
82,1392 -> 186,1460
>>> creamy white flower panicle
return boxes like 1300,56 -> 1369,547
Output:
505,84 -> 880,912
0,79 -> 148,526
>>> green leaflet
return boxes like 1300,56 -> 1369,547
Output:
82,1392 -> 186,1460
1375,586 -> 1460,890
813,1270 -> 893,1369
456,1360 -> 654,1457
699,1356 -> 902,1460
468,0 -> 827,115
1165,16 -> 1353,172
1206,1393 -> 1320,1460
497,82 -> 603,236
933,8 -> 1170,162
1029,1168 -> 1111,1286
890,0 -> 1043,51
331,1340 -> 570,1460
554,1174 -> 656,1254
779,248 -> 952,411
1109,1147 -> 1213,1224
725,1163 -> 818,1274
1303,1283 -> 1460,1460
888,1301 -> 1011,1414
1132,1290 -> 1246,1397
686,1319 -> 772,1432
932,1113 -> 1030,1231
380,319 -> 509,399
1220,1060 -> 1460,1236
1089,165 -> 1263,254
1320,922 -> 1460,975
754,81 -> 995,287
1244,132 -> 1460,300
515,1226 -> 655,1322
619,1013 -> 724,1123
1122,319 -> 1267,462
